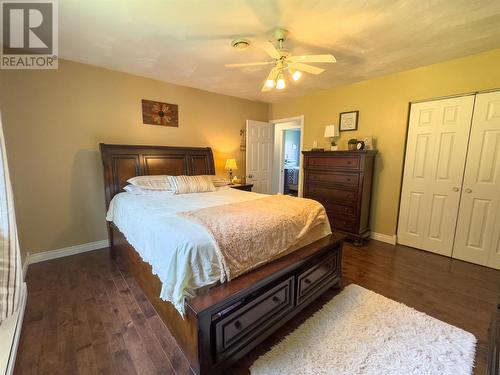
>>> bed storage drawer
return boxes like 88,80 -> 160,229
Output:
215,277 -> 294,360
297,252 -> 338,305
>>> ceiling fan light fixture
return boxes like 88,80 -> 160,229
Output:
226,28 -> 337,93
265,79 -> 275,88
276,73 -> 286,90
291,69 -> 302,81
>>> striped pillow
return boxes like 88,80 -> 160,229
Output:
127,175 -> 171,191
210,175 -> 231,187
123,184 -> 173,195
168,175 -> 216,194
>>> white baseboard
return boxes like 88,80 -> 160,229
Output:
370,232 -> 397,245
22,252 -> 29,280
29,239 -> 109,264
1,282 -> 27,375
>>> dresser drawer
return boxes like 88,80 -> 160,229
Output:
330,216 -> 357,233
297,252 -> 338,305
306,155 -> 360,170
306,185 -> 357,204
215,277 -> 294,359
307,171 -> 359,187
324,203 -> 356,218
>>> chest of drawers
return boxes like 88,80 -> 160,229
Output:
302,150 -> 377,245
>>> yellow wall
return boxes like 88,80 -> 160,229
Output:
1,49 -> 499,261
0,60 -> 268,258
270,49 -> 500,237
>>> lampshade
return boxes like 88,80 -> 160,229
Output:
324,124 -> 340,138
224,158 -> 238,170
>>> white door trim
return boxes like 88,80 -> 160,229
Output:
410,87 -> 500,104
270,116 -> 304,196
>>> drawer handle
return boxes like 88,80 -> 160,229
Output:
234,321 -> 242,329
347,161 -> 352,165
272,296 -> 280,304
304,278 -> 311,285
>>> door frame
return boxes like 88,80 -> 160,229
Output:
270,115 -> 304,196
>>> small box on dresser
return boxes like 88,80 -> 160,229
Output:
302,150 -> 377,245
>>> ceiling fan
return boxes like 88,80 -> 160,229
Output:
225,28 -> 336,92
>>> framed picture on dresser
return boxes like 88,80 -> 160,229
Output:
339,110 -> 359,131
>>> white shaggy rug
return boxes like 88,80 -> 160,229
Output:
250,284 -> 476,375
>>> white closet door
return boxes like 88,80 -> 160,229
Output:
246,120 -> 273,194
452,91 -> 500,269
397,96 -> 475,256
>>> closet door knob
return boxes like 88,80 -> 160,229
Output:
452,187 -> 459,192
465,188 -> 472,193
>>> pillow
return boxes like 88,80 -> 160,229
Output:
168,175 -> 216,194
127,175 -> 171,191
123,184 -> 172,195
210,175 -> 231,187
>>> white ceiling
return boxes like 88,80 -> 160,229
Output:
60,0 -> 500,103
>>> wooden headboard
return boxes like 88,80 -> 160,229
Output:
100,143 -> 215,208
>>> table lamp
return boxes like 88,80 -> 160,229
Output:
225,159 -> 238,183
324,124 -> 340,151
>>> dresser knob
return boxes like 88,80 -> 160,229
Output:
272,296 -> 280,303
234,321 -> 242,329
304,278 -> 311,285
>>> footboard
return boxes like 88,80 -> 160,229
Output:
188,234 -> 343,374
112,225 -> 343,375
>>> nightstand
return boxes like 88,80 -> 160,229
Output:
230,183 -> 253,192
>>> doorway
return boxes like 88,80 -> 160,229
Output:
271,116 -> 304,196
282,129 -> 301,196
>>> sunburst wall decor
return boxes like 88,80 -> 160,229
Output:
142,99 -> 178,127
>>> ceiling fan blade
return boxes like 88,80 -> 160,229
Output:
262,41 -> 281,59
288,54 -> 336,63
288,62 -> 325,75
225,61 -> 274,68
261,68 -> 278,92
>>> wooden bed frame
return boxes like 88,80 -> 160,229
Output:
100,143 -> 344,375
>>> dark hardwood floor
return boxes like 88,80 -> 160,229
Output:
15,240 -> 500,375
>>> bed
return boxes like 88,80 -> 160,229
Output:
100,143 -> 344,375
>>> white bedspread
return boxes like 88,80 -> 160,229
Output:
106,187 -> 331,315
